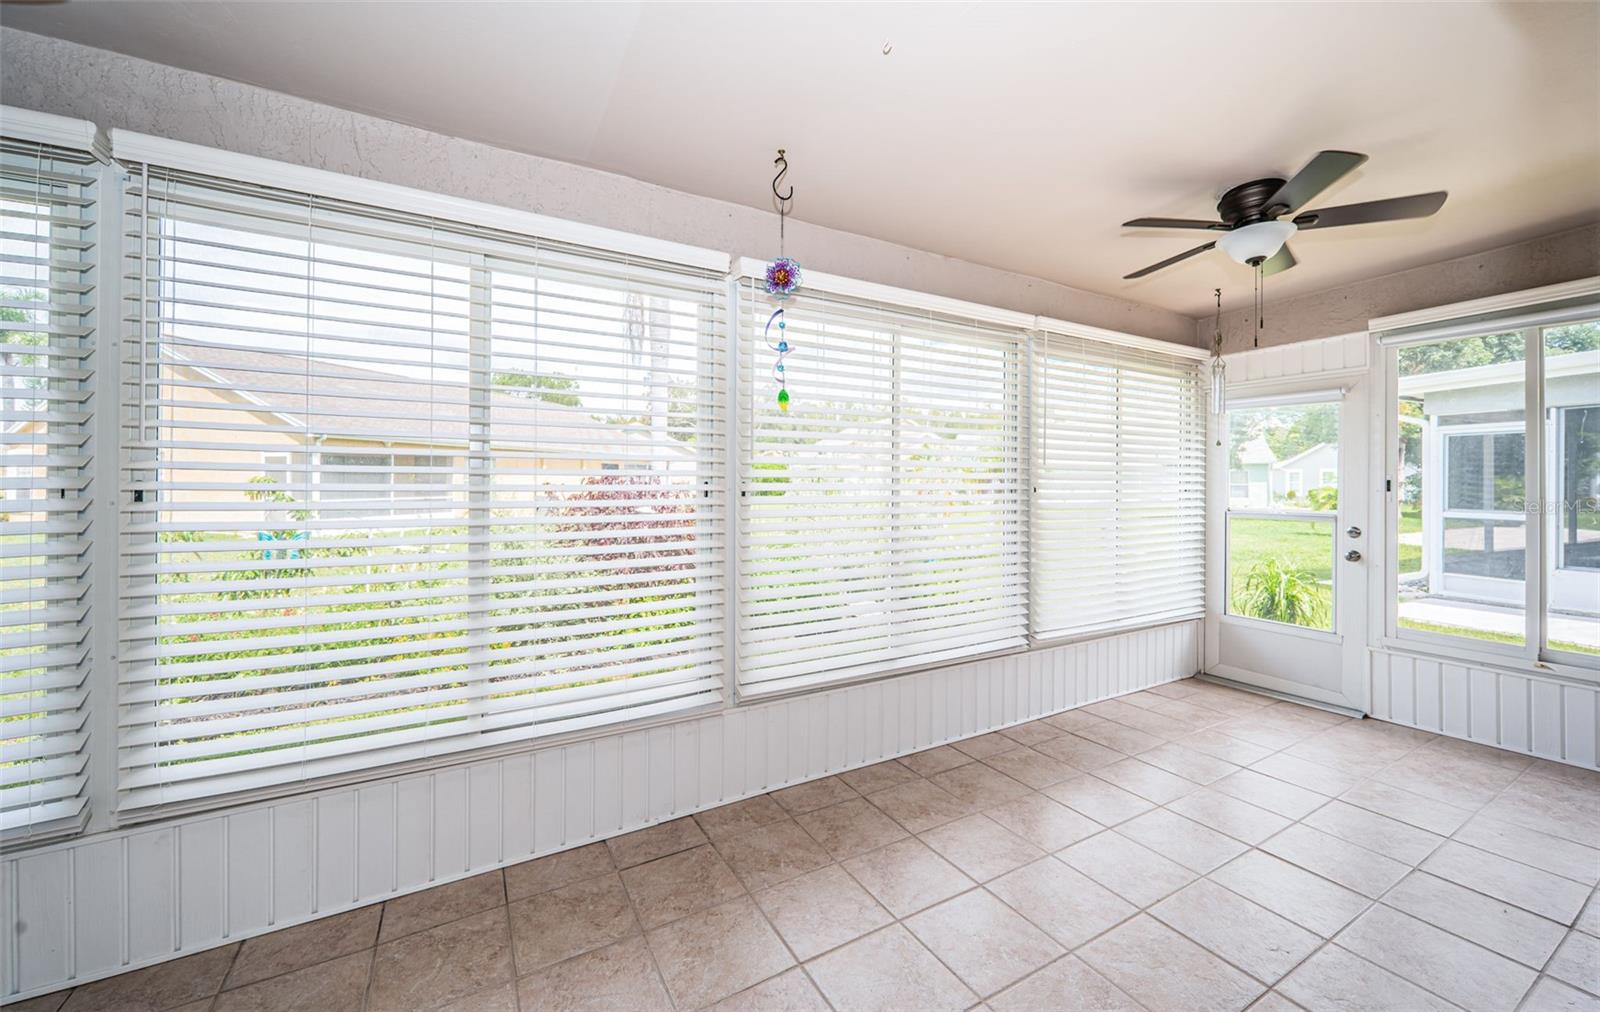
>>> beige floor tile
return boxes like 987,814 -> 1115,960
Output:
865,777 -> 975,833
1453,814 -> 1600,886
1136,742 -> 1241,785
753,864 -> 892,960
437,980 -> 520,1012
906,889 -> 1064,997
1116,809 -> 1247,874
1578,894 -> 1600,935
1260,823 -> 1409,898
1150,879 -> 1320,984
1547,931 -> 1600,995
619,845 -> 745,930
715,818 -> 833,892
1180,730 -> 1275,766
694,794 -> 789,843
1149,679 -> 1203,700
1375,748 -> 1522,810
515,935 -> 671,1012
1208,851 -> 1369,938
1251,752 -> 1361,796
1210,770 -> 1327,820
1058,830 -> 1196,907
989,955 -> 1142,1012
645,897 -> 794,1009
1092,758 -> 1199,804
1043,709 -> 1111,734
1075,721 -> 1165,756
987,857 -> 1136,948
1299,800 -> 1443,866
1276,945 -> 1457,1012
838,759 -> 919,795
368,907 -> 513,1012
1210,718 -> 1312,752
225,905 -> 380,988
60,944 -> 238,1012
1150,699 -> 1236,730
1421,841 -> 1590,924
1383,871 -> 1567,968
606,816 -> 709,869
998,720 -> 1065,748
1520,976 -> 1600,1012
841,836 -> 976,918
901,744 -> 975,777
984,793 -> 1100,851
981,747 -> 1077,789
213,951 -> 368,1012
505,842 -> 616,900
920,813 -> 1044,882
1042,775 -> 1155,826
805,924 -> 976,1012
1481,774 -> 1600,848
793,796 -> 908,859
928,761 -> 1033,806
1246,990 -> 1305,1012
1078,914 -> 1263,1012
1338,779 -> 1472,836
770,775 -> 859,814
508,872 -> 639,971
1166,788 -> 1292,846
378,870 -> 504,943
709,967 -> 830,1012
954,731 -> 1031,760
6,992 -> 70,1012
1335,905 -> 1535,1011
1034,734 -> 1127,772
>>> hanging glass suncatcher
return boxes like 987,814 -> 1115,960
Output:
766,149 -> 801,412
1210,287 -> 1227,444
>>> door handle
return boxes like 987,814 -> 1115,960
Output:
1345,549 -> 1362,562
1347,526 -> 1361,539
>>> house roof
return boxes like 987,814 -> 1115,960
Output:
1274,441 -> 1333,469
1238,436 -> 1276,465
166,341 -> 690,458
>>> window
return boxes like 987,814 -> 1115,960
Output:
0,125 -> 102,839
1224,400 -> 1339,632
1032,333 -> 1205,639
1319,468 -> 1338,487
117,163 -> 727,812
735,282 -> 1026,696
1384,305 -> 1599,664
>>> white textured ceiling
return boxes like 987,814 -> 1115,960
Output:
4,1 -> 1597,316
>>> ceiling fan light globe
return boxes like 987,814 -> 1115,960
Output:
1217,220 -> 1298,265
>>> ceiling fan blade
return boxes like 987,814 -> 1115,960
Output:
1123,241 -> 1216,280
1261,244 -> 1297,276
1122,217 -> 1228,230
1264,150 -> 1368,216
1293,191 -> 1448,230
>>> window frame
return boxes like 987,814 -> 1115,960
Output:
1376,285 -> 1600,680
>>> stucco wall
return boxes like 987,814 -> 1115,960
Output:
1202,223 -> 1600,352
0,26 -> 1200,347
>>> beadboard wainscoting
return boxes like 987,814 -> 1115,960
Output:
1,621 -> 1199,1002
1370,647 -> 1600,769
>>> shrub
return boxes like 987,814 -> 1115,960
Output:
1235,558 -> 1329,627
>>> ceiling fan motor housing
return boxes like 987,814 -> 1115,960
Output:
1217,177 -> 1289,225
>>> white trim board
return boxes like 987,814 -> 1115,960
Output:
0,621 -> 1199,1002
1371,646 -> 1600,767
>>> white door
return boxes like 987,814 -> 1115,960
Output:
1205,378 -> 1370,712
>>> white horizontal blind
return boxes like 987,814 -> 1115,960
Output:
0,132 -> 101,838
1033,332 -> 1205,638
737,280 -> 1027,696
118,164 -> 726,813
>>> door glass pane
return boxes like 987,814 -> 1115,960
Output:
1544,320 -> 1600,656
1396,332 -> 1526,647
1227,514 -> 1334,630
1227,402 -> 1340,510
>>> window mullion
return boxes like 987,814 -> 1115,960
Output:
1524,325 -> 1545,660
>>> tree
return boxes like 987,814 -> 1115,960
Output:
493,370 -> 582,406
1,288 -> 45,418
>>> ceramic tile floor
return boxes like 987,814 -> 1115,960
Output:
18,677 -> 1600,1012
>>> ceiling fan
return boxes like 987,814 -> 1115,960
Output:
1121,150 -> 1447,280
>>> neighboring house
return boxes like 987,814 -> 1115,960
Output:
1398,349 -> 1599,616
1229,437 -> 1336,508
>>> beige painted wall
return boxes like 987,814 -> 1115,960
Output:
0,26 -> 1198,347
1201,223 -> 1600,353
